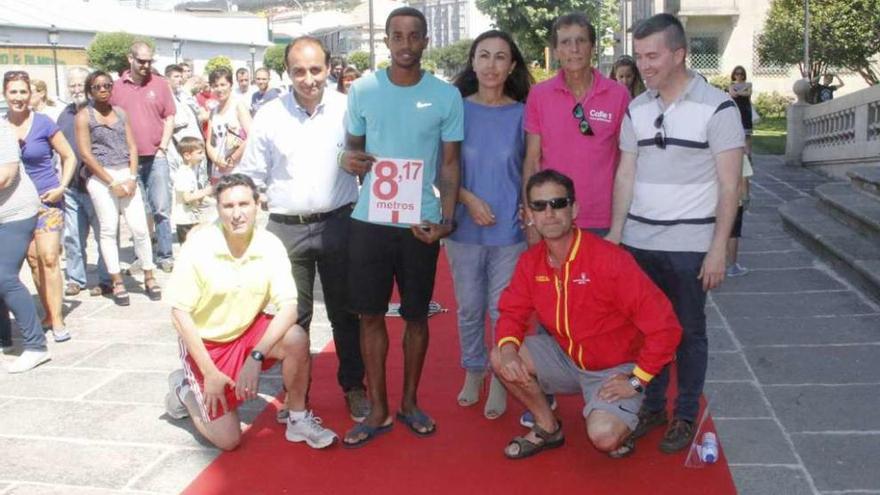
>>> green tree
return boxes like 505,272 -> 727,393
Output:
347,51 -> 370,71
424,39 -> 472,76
475,0 -> 604,60
205,56 -> 233,75
758,0 -> 880,84
87,32 -> 155,76
263,44 -> 286,78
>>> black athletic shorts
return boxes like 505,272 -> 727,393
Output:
347,219 -> 440,321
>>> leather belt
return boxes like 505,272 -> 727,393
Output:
269,203 -> 353,225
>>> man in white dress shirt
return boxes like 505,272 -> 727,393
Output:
239,36 -> 368,422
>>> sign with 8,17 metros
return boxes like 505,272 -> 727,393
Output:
367,157 -> 423,225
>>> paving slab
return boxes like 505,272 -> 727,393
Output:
713,291 -> 876,318
713,418 -> 798,464
703,382 -> 771,418
713,268 -> 846,293
129,449 -> 218,494
92,300 -> 172,322
746,345 -> 880,385
84,371 -> 176,404
729,466 -> 814,495
765,384 -> 880,432
727,315 -> 880,346
706,352 -> 753,382
707,325 -> 737,352
0,437 -> 164,489
737,250 -> 817,269
738,238 -> 805,253
65,318 -> 175,343
75,343 -> 181,371
1,484 -> 141,495
793,433 -> 880,492
0,400 -> 206,447
0,368 -> 117,399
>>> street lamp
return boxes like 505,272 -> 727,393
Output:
47,25 -> 59,97
172,35 -> 181,64
249,43 -> 256,73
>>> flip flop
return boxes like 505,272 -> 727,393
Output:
396,410 -> 436,437
342,421 -> 393,449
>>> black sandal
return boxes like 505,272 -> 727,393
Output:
505,420 -> 564,460
112,282 -> 130,306
144,277 -> 162,301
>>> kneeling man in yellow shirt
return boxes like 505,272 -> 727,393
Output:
164,173 -> 338,450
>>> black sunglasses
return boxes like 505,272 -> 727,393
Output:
572,103 -> 594,136
134,57 -> 153,66
528,197 -> 573,212
653,113 -> 666,150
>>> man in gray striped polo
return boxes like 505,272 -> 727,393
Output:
606,13 -> 744,454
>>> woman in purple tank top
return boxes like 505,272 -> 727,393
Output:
75,71 -> 160,307
3,70 -> 76,343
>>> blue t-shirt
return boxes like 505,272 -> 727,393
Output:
450,100 -> 525,246
347,69 -> 464,227
19,112 -> 60,196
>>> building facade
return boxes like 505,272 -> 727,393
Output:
616,0 -> 869,98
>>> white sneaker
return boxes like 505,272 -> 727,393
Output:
285,410 -> 338,449
52,328 -> 71,343
164,369 -> 190,420
726,263 -> 749,277
6,349 -> 50,373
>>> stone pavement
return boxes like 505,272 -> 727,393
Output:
0,154 -> 878,494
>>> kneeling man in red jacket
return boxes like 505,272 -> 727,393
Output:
492,169 -> 682,459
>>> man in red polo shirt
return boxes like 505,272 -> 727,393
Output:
110,41 -> 176,272
491,170 -> 681,460
524,13 -> 630,238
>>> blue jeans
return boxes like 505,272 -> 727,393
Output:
447,240 -> 526,372
0,216 -> 48,351
63,187 -> 110,288
625,246 -> 707,423
137,155 -> 173,263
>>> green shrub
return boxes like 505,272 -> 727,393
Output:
709,74 -> 730,91
347,51 -> 370,72
87,32 -> 155,76
263,44 -> 286,78
529,66 -> 556,82
205,56 -> 233,75
754,91 -> 794,119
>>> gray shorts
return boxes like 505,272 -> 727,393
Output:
524,335 -> 643,430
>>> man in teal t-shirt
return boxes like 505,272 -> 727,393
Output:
340,6 -> 463,448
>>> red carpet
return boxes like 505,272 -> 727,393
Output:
183,253 -> 737,495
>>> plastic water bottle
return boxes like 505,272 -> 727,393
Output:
699,432 -> 719,464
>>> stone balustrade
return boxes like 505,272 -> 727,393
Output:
786,80 -> 880,177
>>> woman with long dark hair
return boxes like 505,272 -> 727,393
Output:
448,30 -> 533,420
3,70 -> 76,342
609,55 -> 645,99
729,65 -> 753,156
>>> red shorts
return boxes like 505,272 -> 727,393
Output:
178,313 -> 278,421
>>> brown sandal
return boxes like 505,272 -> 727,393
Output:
505,420 -> 564,459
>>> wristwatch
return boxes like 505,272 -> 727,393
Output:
628,375 -> 645,394
250,349 -> 265,362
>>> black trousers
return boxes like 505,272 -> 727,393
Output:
267,211 -> 365,393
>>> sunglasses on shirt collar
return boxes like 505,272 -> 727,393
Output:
572,103 -> 594,136
528,197 -> 573,212
653,113 -> 667,150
